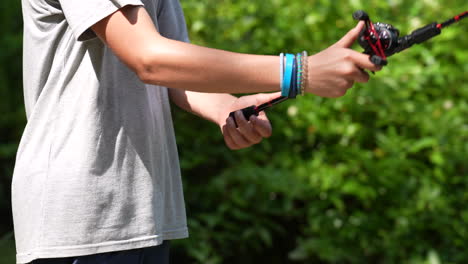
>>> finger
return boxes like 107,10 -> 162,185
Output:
234,110 -> 249,128
222,123 -> 240,150
250,114 -> 272,138
349,51 -> 383,72
356,69 -> 370,83
333,21 -> 365,48
226,116 -> 251,148
235,111 -> 262,143
351,66 -> 370,83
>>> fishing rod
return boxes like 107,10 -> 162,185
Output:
228,10 -> 467,126
228,96 -> 288,125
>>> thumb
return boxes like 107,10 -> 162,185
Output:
253,92 -> 282,105
333,21 -> 365,48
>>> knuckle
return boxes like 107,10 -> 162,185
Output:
341,64 -> 355,76
343,50 -> 353,60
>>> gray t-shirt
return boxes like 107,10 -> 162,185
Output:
13,0 -> 189,263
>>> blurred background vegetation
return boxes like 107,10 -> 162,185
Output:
1,0 -> 467,263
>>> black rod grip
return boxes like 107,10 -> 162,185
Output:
228,105 -> 258,127
391,22 -> 441,55
409,22 -> 441,44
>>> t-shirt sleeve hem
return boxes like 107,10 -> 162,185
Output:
73,0 -> 144,42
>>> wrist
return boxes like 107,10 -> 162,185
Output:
279,51 -> 309,97
217,95 -> 238,127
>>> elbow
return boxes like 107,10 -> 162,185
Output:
132,41 -> 186,88
134,53 -> 164,86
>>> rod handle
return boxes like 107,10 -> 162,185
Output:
228,105 -> 258,127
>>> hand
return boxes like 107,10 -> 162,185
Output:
305,21 -> 383,98
218,93 -> 279,150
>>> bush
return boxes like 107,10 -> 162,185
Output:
172,0 -> 468,263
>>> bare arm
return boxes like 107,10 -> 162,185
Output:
168,89 -> 236,124
91,6 -> 382,96
92,6 -> 279,94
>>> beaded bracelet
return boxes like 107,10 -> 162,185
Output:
300,51 -> 308,96
296,53 -> 302,96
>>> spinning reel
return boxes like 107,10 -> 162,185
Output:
354,10 -> 468,66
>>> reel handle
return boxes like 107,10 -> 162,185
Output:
370,55 -> 388,66
353,10 -> 369,21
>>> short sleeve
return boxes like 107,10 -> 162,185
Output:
58,0 -> 144,41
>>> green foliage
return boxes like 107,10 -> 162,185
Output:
1,0 -> 468,263
0,233 -> 15,264
0,0 -> 24,237
172,0 -> 468,263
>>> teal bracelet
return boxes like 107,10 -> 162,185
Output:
281,54 -> 294,97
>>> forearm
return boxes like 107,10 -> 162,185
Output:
141,38 -> 280,94
169,88 -> 236,124
92,7 -> 381,98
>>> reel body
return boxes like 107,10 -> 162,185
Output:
352,10 -> 463,66
358,22 -> 400,57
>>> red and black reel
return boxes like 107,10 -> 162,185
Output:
353,10 -> 468,66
